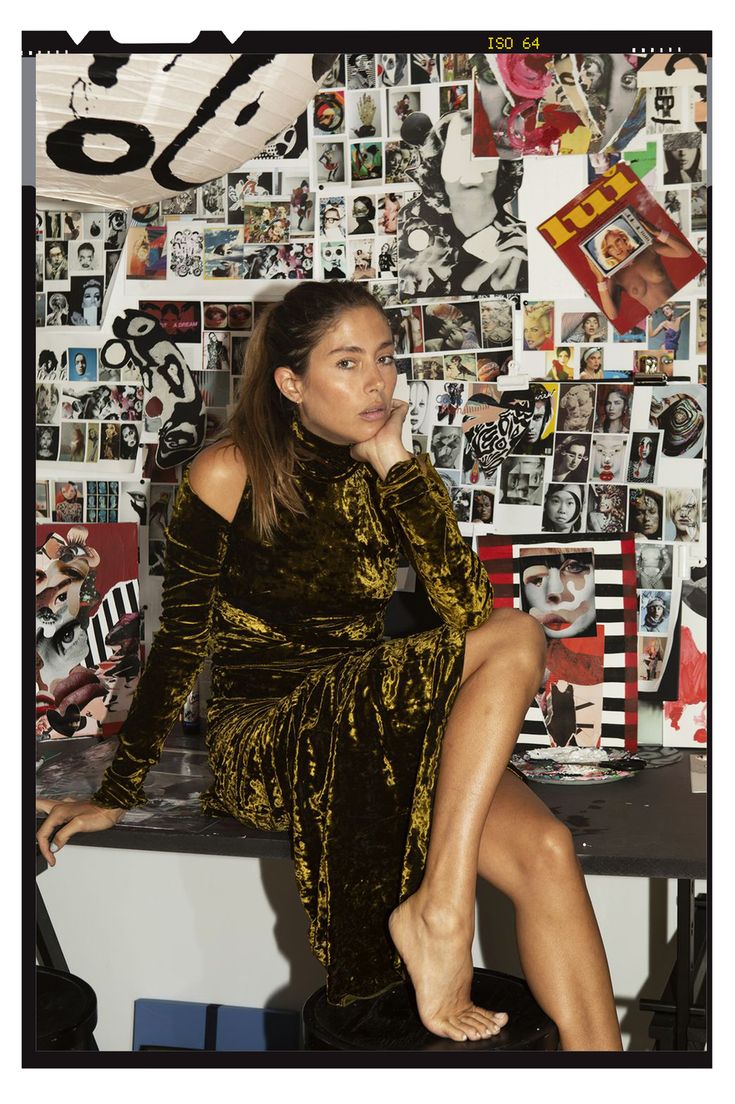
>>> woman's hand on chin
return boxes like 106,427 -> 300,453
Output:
350,400 -> 412,479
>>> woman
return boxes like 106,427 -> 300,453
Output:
553,435 -> 590,483
579,347 -> 604,380
666,489 -> 700,542
542,483 -> 584,534
120,423 -> 140,461
629,434 -> 655,483
351,196 -> 376,235
650,303 -> 690,358
663,138 -> 702,185
594,386 -> 630,434
37,282 -> 622,1050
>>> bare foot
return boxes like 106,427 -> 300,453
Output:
389,893 -> 509,1042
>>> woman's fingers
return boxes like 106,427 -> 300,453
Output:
36,800 -> 123,867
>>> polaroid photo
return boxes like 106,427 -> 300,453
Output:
580,209 -> 654,280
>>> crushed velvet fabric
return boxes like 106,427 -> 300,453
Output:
93,419 -> 496,1005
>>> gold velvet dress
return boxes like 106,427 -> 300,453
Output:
93,419 -> 499,1006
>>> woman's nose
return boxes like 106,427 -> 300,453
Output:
545,567 -> 564,601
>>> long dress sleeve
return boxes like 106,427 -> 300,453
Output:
375,453 -> 493,630
92,470 -> 231,809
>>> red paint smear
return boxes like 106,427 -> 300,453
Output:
546,629 -> 604,686
664,626 -> 707,732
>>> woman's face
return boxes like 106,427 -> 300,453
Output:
579,55 -> 604,93
633,495 -> 660,536
474,493 -> 493,521
441,114 -> 498,237
605,231 -> 634,263
673,495 -> 697,531
409,381 -> 430,433
122,426 -> 137,447
39,429 -> 53,450
583,315 -> 600,337
563,444 -> 586,471
545,489 -> 578,528
673,145 -> 697,170
663,304 -> 674,319
585,351 -> 602,372
281,307 -> 397,447
75,354 -> 87,375
522,555 -> 595,639
605,392 -> 625,420
524,319 -> 547,350
36,619 -> 89,690
638,436 -> 652,459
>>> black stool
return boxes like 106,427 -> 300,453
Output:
302,968 -> 559,1051
36,966 -> 98,1050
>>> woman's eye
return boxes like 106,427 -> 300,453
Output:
379,355 -> 396,365
337,359 -> 355,370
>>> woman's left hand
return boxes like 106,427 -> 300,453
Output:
350,400 -> 413,479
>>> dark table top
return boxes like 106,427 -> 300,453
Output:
35,735 -> 707,880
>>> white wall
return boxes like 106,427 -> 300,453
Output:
38,842 -> 705,1051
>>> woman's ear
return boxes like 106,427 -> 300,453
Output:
273,366 -> 303,404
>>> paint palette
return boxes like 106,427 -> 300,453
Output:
511,748 -> 644,785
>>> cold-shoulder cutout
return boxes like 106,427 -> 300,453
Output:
188,439 -> 249,524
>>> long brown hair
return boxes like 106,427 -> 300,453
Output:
226,281 -> 386,542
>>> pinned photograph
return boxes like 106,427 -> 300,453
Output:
410,357 -> 444,381
241,201 -> 290,244
53,481 -> 84,524
100,423 -> 121,461
593,384 -> 632,433
628,432 -> 660,483
558,383 -> 596,433
348,195 -> 377,235
449,485 -> 472,522
288,181 -> 314,237
203,227 -> 243,279
126,227 -> 167,280
519,548 -> 597,639
68,348 -> 97,382
471,487 -> 495,524
499,455 -> 545,506
70,239 -> 103,275
350,141 -> 383,183
523,301 -> 554,351
105,211 -> 129,250
346,53 -> 376,90
168,228 -> 204,278
320,197 -> 346,238
634,350 -> 674,378
639,590 -> 671,635
58,421 -> 87,463
85,423 -> 100,463
383,305 -> 423,354
321,241 -> 348,280
442,54 -> 473,82
200,178 -> 226,218
313,91 -> 345,135
480,298 -> 514,347
639,636 -> 666,682
587,484 -> 627,534
319,55 -> 345,89
44,240 -> 68,282
423,300 -> 481,350
375,237 -> 398,279
553,434 -> 591,483
36,382 -> 60,425
665,488 -> 701,543
376,53 -> 409,87
629,488 -> 665,540
347,90 -> 383,139
140,300 -> 202,343
203,331 -> 230,372
316,141 -> 346,184
663,132 -> 702,184
397,112 -> 527,299
162,189 -> 198,216
430,425 -> 463,470
636,543 -> 673,590
36,424 -> 59,461
578,347 -> 605,380
648,302 -> 690,359
439,83 -> 470,116
443,353 -> 477,381
477,351 -> 513,383
649,385 -> 706,458
590,435 -> 628,483
44,211 -> 62,239
561,311 -> 608,343
36,481 -> 50,519
410,53 -> 440,84
542,483 -> 586,534
515,382 -> 557,456
546,346 -> 575,381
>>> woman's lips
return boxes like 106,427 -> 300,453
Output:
360,406 -> 387,421
541,614 -> 572,630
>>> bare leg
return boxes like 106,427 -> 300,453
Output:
477,771 -> 623,1051
389,608 -> 546,1041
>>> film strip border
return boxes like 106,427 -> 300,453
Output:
477,532 -> 638,750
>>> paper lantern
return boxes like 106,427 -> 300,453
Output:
36,52 -> 337,208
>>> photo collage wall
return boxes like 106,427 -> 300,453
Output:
35,49 -> 708,750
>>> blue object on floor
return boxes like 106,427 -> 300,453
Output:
132,998 -> 300,1051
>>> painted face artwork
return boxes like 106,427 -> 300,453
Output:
520,550 -> 596,640
409,380 -> 430,434
592,436 -> 626,481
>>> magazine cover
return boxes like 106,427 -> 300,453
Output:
36,522 -> 141,741
537,163 -> 705,334
478,532 -> 638,750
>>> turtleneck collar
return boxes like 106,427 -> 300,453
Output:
291,416 -> 360,480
